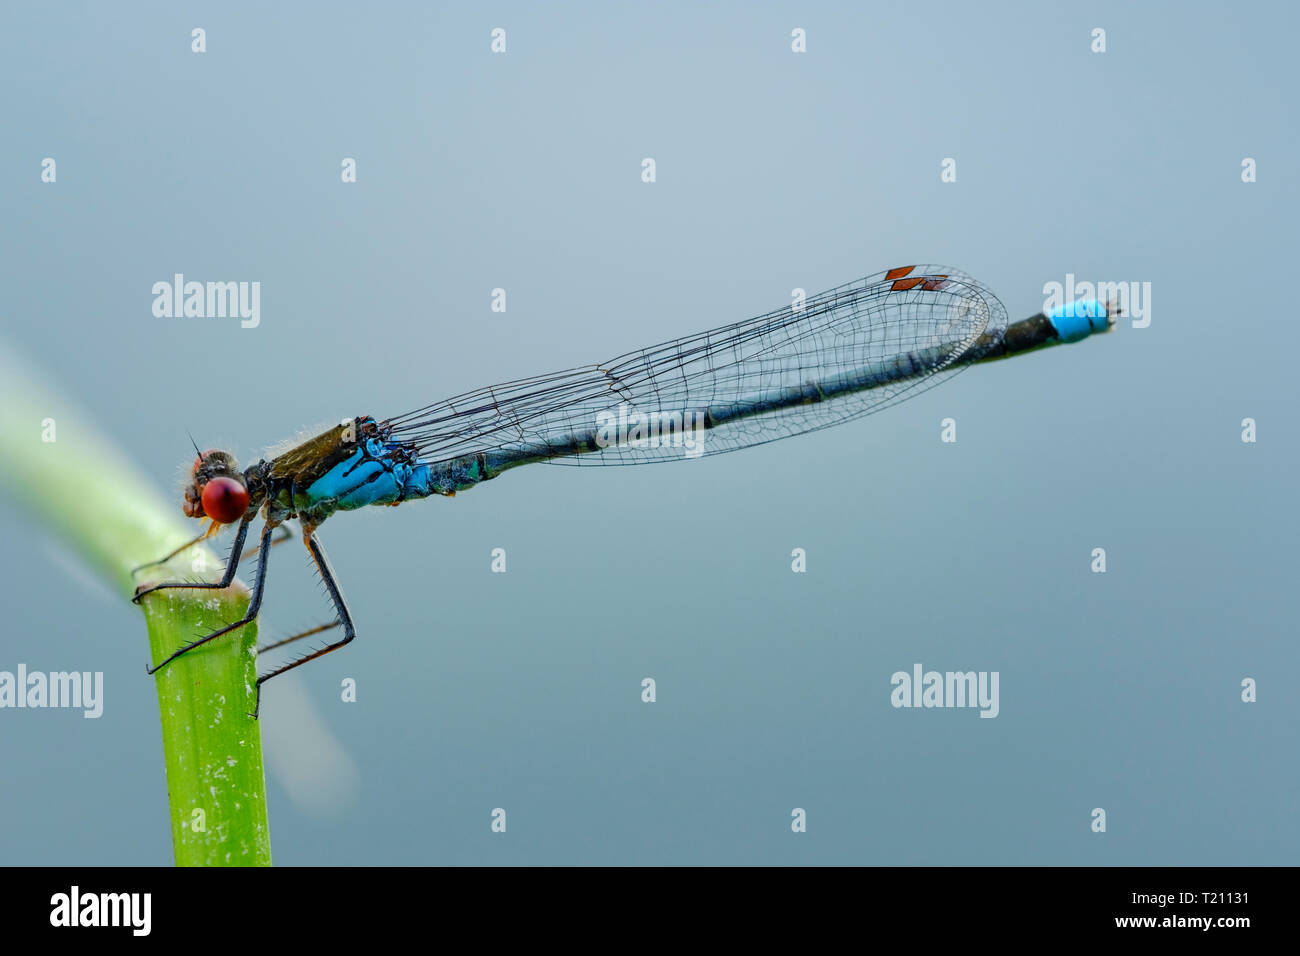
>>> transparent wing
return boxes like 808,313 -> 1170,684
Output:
384,265 -> 1008,468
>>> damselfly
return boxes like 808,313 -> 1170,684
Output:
133,265 -> 1114,715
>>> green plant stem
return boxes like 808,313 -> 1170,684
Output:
0,344 -> 271,866
137,576 -> 269,865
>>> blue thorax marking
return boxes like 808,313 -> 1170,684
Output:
300,436 -> 495,513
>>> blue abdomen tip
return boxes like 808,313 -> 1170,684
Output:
1048,299 -> 1109,343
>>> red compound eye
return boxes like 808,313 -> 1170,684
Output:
201,476 -> 249,524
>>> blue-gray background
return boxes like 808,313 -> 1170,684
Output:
1,1 -> 1295,865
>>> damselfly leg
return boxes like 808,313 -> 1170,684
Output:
132,513 -> 256,606
142,519 -> 275,675
257,620 -> 341,656
241,522 -> 293,561
131,521 -> 291,575
251,530 -> 355,718
129,520 -> 222,574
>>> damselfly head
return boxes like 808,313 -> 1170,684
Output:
182,449 -> 249,523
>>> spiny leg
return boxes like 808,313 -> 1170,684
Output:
240,522 -> 293,562
145,520 -> 275,675
251,530 -> 355,718
256,620 -> 341,655
130,520 -> 222,575
132,514 -> 254,605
